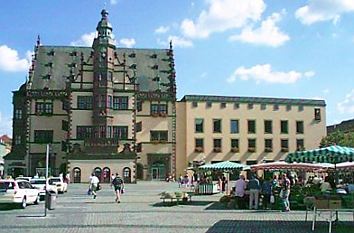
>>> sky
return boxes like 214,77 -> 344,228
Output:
0,0 -> 354,136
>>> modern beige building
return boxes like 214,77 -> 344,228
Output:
5,10 -> 176,182
176,95 -> 326,176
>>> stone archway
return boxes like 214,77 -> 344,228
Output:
123,167 -> 131,183
73,167 -> 81,183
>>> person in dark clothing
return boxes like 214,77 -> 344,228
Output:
111,173 -> 124,203
261,177 -> 272,209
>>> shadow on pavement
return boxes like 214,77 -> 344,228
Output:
151,200 -> 213,207
206,220 -> 354,233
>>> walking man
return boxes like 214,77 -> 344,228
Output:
234,175 -> 247,209
248,175 -> 260,210
112,173 -> 124,203
90,173 -> 100,199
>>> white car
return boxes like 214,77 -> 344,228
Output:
48,177 -> 67,194
15,177 -> 32,182
30,178 -> 58,200
0,179 -> 40,209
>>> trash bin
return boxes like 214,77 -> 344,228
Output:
45,191 -> 56,210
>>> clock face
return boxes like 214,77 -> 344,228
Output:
101,52 -> 106,58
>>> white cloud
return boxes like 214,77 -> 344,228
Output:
0,112 -> 12,137
304,71 -> 315,77
155,26 -> 170,34
227,64 -> 315,84
119,38 -> 136,48
70,32 -> 96,46
295,0 -> 354,25
229,11 -> 289,47
0,45 -> 30,72
110,0 -> 118,5
337,89 -> 354,114
181,0 -> 265,39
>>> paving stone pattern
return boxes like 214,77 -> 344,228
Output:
0,182 -> 353,233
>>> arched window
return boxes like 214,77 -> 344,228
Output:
73,167 -> 81,183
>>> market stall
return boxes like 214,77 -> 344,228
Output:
198,161 -> 250,195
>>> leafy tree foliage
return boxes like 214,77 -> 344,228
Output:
320,131 -> 354,147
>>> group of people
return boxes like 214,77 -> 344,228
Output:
234,173 -> 291,212
88,173 -> 125,203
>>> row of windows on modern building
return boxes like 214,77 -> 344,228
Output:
194,138 -> 305,153
195,119 -> 305,134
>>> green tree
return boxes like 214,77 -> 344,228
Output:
320,131 -> 354,147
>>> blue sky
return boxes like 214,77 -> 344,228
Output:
0,0 -> 354,136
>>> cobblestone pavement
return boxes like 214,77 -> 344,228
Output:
0,182 -> 353,233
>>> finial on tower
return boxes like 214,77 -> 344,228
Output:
101,9 -> 109,19
36,35 -> 41,47
169,40 -> 173,50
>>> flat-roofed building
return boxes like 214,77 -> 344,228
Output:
176,95 -> 326,175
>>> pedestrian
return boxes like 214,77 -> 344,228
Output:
90,173 -> 100,199
280,173 -> 291,212
111,173 -> 124,203
261,177 -> 272,210
234,175 -> 247,209
248,175 -> 261,210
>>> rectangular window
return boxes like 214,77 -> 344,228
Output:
35,102 -> 53,115
264,120 -> 273,134
150,131 -> 168,142
100,95 -> 106,108
213,119 -> 222,133
298,105 -> 304,112
113,96 -> 129,110
261,104 -> 266,110
281,120 -> 288,134
195,138 -> 204,152
108,71 -> 113,82
296,139 -> 304,151
62,120 -> 69,131
107,126 -> 112,138
296,121 -> 304,134
281,139 -> 289,152
230,120 -> 239,134
314,108 -> 321,121
213,139 -> 222,152
273,104 -> 279,111
192,102 -> 198,108
231,139 -> 239,152
15,109 -> 22,119
150,104 -> 167,115
220,102 -> 226,108
206,101 -> 212,108
34,130 -> 53,143
15,135 -> 21,145
234,103 -> 240,109
248,120 -> 256,134
247,103 -> 254,110
107,95 -> 113,109
248,139 -> 256,152
137,101 -> 142,112
76,126 -> 93,139
113,126 -> 128,140
136,122 -> 142,132
265,139 -> 273,152
195,118 -> 204,133
136,143 -> 142,152
286,105 -> 291,111
77,96 -> 92,110
62,100 -> 69,111
61,141 -> 67,152
99,125 -> 106,138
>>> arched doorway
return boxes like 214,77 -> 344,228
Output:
102,167 -> 111,183
73,167 -> 81,183
94,167 -> 102,182
151,163 -> 166,180
136,163 -> 144,180
123,167 -> 131,183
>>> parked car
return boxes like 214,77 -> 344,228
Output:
15,176 -> 32,182
48,177 -> 67,194
0,179 -> 40,208
30,178 -> 58,200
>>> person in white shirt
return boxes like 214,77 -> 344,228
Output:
90,173 -> 100,199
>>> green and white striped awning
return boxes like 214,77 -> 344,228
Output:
199,161 -> 250,171
285,145 -> 354,164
